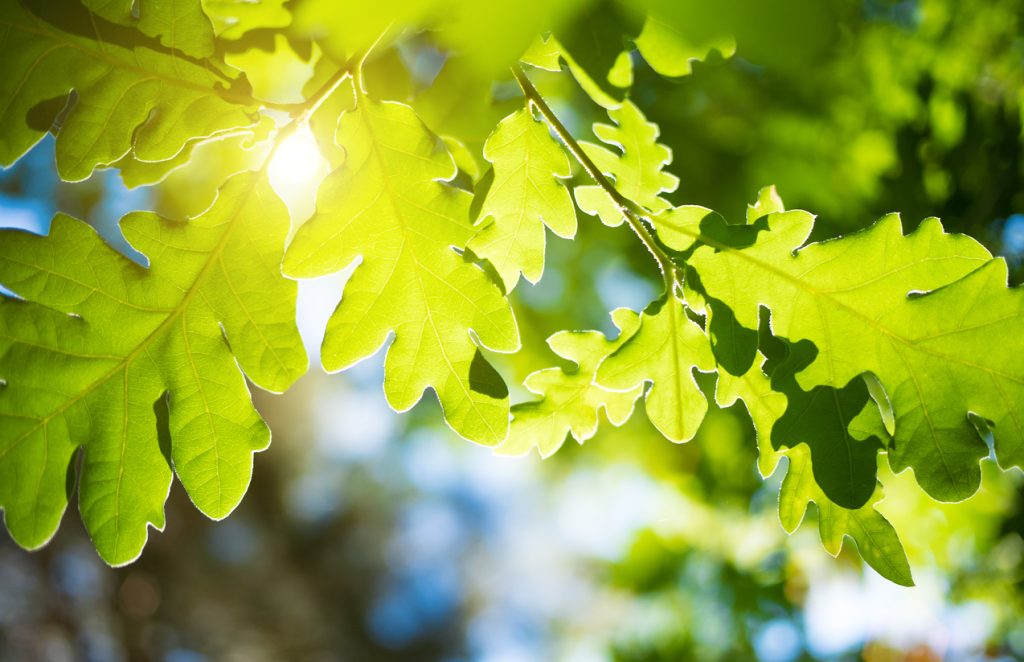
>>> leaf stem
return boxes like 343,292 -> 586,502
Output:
264,65 -> 353,165
511,64 -> 678,293
353,23 -> 395,95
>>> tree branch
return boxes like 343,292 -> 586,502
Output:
511,63 -> 678,294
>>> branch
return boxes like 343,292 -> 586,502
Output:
511,64 -> 678,293
262,65 -> 352,167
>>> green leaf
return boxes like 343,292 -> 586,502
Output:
718,353 -> 913,586
224,34 -> 316,104
727,336 -> 884,510
283,95 -> 519,445
746,184 -> 785,223
442,135 -> 482,183
498,308 -> 643,457
0,0 -> 257,181
468,108 -> 576,291
0,171 -> 306,565
201,0 -> 290,40
597,295 -> 714,443
574,100 -> 679,227
304,64 -> 357,170
634,14 -> 735,78
112,117 -> 274,188
689,209 -> 1016,502
781,445 -> 913,586
82,0 -> 215,58
413,56 -> 518,149
541,1 -> 641,109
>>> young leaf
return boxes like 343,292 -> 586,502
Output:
283,96 -> 519,446
718,354 -> 913,586
0,172 -> 306,565
596,295 -> 713,443
574,101 -> 679,226
689,210 -> 1016,502
469,108 -> 577,291
498,308 -> 643,458
0,0 -> 257,181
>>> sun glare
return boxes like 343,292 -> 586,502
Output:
268,126 -> 330,217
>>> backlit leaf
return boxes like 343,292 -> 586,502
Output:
597,295 -> 713,443
574,100 -> 679,227
498,308 -> 642,457
0,0 -> 257,181
469,108 -> 576,291
634,14 -> 735,78
82,0 -> 215,57
283,94 -> 519,445
718,351 -> 913,586
0,172 -> 306,565
689,208 -> 1016,502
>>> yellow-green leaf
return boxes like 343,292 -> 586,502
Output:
469,108 -> 576,291
0,0 -> 256,181
597,295 -> 713,443
0,172 -> 306,565
283,96 -> 519,445
498,308 -> 642,457
574,100 -> 679,226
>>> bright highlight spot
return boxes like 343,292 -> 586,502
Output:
268,126 -> 330,219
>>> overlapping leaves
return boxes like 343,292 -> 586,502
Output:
0,0 -> 1018,586
574,100 -> 679,226
0,0 -> 258,181
597,295 -> 714,443
718,351 -> 913,586
686,208 -> 1018,503
498,309 -> 642,457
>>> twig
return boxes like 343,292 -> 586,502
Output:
511,63 -> 678,294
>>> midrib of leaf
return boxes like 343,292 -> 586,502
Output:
179,309 -> 226,514
210,257 -> 292,380
0,174 -> 260,460
498,157 -> 532,265
676,222 -> 1022,384
358,101 -> 502,442
828,378 -> 857,497
534,376 -> 589,421
806,294 -> 861,493
848,510 -> 904,578
624,128 -> 659,204
689,222 -> 1007,495
668,299 -> 687,427
114,362 -> 129,552
889,339 -> 959,490
516,64 -> 1009,384
517,389 -> 584,442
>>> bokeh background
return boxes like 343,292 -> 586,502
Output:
3,0 -> 1024,659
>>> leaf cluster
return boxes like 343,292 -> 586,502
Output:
1,0 -> 1021,585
